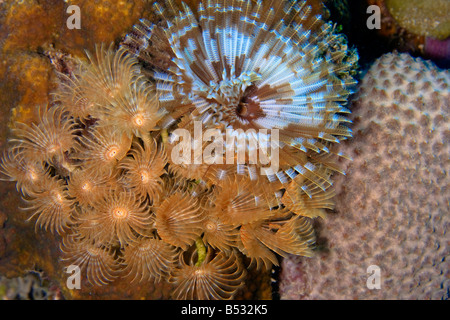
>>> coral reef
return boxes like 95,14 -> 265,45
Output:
279,52 -> 449,299
0,0 -> 358,300
1,0 -> 446,302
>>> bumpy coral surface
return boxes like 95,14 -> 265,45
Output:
280,52 -> 449,300
0,0 -> 358,300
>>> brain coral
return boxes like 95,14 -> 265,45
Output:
279,52 -> 449,300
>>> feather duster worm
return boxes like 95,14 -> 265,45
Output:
164,116 -> 219,183
122,0 -> 358,189
98,80 -> 166,141
10,106 -> 78,165
281,174 -> 335,218
76,126 -> 132,174
81,189 -> 153,246
61,235 -> 119,286
81,45 -> 143,106
52,62 -> 95,121
122,236 -> 179,283
67,167 -> 115,207
119,139 -> 167,203
212,176 -> 272,226
74,208 -> 106,244
154,190 -> 204,250
168,161 -> 212,182
0,148 -> 48,196
171,249 -> 246,300
201,212 -> 239,253
23,174 -> 74,235
239,211 -> 315,270
199,185 -> 240,252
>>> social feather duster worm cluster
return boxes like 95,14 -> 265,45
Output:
0,0 -> 358,299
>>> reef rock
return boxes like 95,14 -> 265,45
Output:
385,0 -> 450,40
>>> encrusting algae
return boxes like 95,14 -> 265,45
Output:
0,0 -> 358,300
